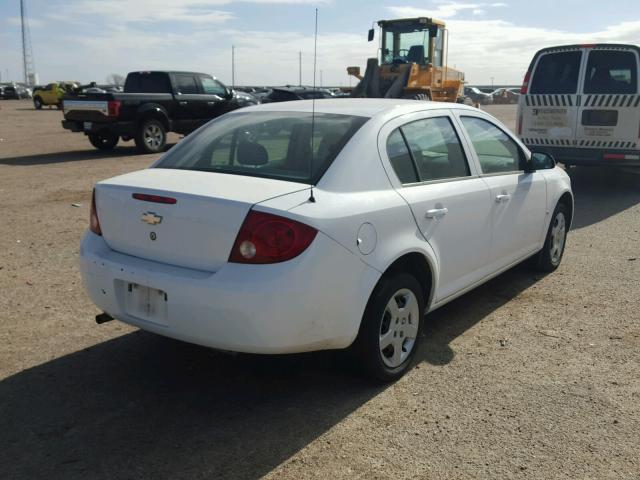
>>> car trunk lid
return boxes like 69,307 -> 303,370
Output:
94,168 -> 308,271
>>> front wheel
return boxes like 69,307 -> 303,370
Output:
88,131 -> 119,150
33,97 -> 42,110
135,119 -> 167,154
353,273 -> 424,383
531,202 -> 569,272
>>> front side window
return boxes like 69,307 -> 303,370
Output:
156,112 -> 368,184
200,77 -> 227,96
584,50 -> 638,94
461,117 -> 523,174
530,51 -> 582,94
401,117 -> 470,181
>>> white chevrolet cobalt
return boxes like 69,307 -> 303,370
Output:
81,99 -> 573,381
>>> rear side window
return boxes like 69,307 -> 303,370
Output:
530,51 -> 582,94
461,117 -> 523,174
124,73 -> 171,93
584,50 -> 638,94
386,129 -> 419,184
175,74 -> 199,94
156,112 -> 368,184
401,117 -> 470,181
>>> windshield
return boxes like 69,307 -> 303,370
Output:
155,111 -> 368,184
382,23 -> 431,65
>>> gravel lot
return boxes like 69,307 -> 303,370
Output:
1,100 -> 639,479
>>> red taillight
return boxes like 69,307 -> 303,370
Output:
107,100 -> 121,117
132,193 -> 177,204
520,70 -> 531,94
90,189 -> 102,236
229,211 -> 317,264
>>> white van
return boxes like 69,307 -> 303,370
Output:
517,44 -> 640,166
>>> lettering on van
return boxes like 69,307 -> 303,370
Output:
530,108 -> 569,130
583,126 -> 614,138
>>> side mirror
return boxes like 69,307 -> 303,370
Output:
530,152 -> 556,171
368,28 -> 374,42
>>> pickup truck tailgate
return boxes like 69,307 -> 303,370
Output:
63,100 -> 109,117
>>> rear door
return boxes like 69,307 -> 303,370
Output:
173,73 -> 207,132
576,46 -> 640,151
458,113 -> 547,270
519,47 -> 583,148
379,110 -> 493,302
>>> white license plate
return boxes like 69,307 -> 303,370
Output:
123,283 -> 168,325
83,122 -> 92,131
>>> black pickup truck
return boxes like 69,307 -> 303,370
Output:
62,71 -> 257,153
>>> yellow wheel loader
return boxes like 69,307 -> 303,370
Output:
348,17 -> 467,103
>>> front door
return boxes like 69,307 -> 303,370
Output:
459,115 -> 547,270
382,113 -> 493,302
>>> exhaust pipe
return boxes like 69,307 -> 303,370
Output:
95,312 -> 114,324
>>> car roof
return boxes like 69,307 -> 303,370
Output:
236,98 -> 478,119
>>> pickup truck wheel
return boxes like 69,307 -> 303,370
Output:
88,131 -> 119,150
33,97 -> 42,110
135,119 -> 166,153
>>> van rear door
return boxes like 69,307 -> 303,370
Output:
519,47 -> 584,149
576,46 -> 640,152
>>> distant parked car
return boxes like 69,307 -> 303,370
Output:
464,86 -> 494,105
491,88 -> 519,104
1,83 -> 30,100
262,86 -> 334,103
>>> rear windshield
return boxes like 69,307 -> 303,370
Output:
584,50 -> 638,94
124,72 -> 171,94
155,111 -> 368,184
530,51 -> 582,94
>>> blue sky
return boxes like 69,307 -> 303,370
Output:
1,0 -> 639,86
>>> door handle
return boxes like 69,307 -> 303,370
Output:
495,194 -> 511,203
207,101 -> 218,105
425,207 -> 449,218
179,101 -> 188,106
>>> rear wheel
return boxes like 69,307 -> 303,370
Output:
135,119 -> 166,154
412,93 -> 431,101
353,273 -> 424,383
33,97 -> 42,109
531,202 -> 569,272
88,131 -> 119,150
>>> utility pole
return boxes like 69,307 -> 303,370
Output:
320,70 -> 323,88
231,45 -> 235,89
299,51 -> 302,87
20,0 -> 36,86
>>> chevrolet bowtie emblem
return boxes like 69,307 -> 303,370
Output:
141,212 -> 163,225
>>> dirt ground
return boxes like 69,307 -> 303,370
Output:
1,100 -> 639,479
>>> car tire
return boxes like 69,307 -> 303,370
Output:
353,273 -> 424,383
135,119 -> 167,154
33,97 -> 42,110
531,202 -> 569,272
88,131 -> 119,150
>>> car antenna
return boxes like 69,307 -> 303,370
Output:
308,7 -> 318,203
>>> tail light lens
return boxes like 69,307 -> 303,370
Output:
90,189 -> 102,236
520,70 -> 531,94
107,100 -> 121,117
229,211 -> 317,264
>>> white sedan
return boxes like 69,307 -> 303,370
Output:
81,99 -> 573,381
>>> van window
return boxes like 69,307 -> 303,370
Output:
584,50 -> 638,94
530,51 -> 582,94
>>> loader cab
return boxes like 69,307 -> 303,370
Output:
377,18 -> 444,67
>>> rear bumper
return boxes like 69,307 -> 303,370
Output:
527,145 -> 640,167
62,119 -> 135,136
79,232 -> 380,354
